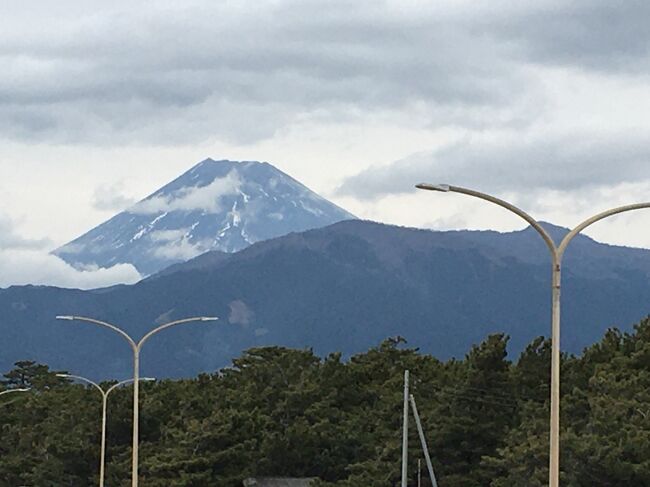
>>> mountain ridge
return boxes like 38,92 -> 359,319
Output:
152,219 -> 641,280
3,219 -> 649,379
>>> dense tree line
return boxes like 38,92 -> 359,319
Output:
2,318 -> 650,486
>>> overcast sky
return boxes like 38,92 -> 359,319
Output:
1,0 -> 649,287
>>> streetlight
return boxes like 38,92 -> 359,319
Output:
0,388 -> 30,399
55,315 -> 219,487
416,182 -> 650,487
56,374 -> 155,487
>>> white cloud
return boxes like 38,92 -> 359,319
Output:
228,299 -> 254,326
0,249 -> 141,289
148,229 -> 189,242
0,212 -> 141,289
150,241 -> 208,261
130,170 -> 242,215
148,229 -> 211,260
92,181 -> 136,212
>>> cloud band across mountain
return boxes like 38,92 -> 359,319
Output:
130,170 -> 242,215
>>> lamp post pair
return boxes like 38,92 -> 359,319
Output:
56,315 -> 218,487
416,183 -> 650,487
57,374 -> 154,487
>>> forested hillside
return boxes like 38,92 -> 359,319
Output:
2,318 -> 650,486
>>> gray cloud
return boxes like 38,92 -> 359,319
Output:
488,0 -> 650,74
0,1 -> 542,145
0,214 -> 51,250
92,182 -> 137,212
338,130 -> 650,199
0,0 -> 646,147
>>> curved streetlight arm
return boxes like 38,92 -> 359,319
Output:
416,182 -> 564,486
416,182 -> 650,487
105,377 -> 155,397
137,317 -> 219,351
416,183 -> 558,257
558,202 -> 650,258
0,388 -> 30,397
56,316 -> 138,352
57,374 -> 155,397
57,373 -> 104,397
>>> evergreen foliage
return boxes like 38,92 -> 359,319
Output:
2,318 -> 650,486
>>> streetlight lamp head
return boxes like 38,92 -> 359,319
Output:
200,316 -> 219,321
56,373 -> 69,378
142,377 -> 156,382
415,183 -> 451,192
56,315 -> 74,320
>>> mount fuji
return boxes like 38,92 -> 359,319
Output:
54,159 -> 356,275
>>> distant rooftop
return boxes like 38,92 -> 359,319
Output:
243,478 -> 315,487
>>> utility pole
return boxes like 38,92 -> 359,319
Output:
401,370 -> 409,487
410,394 -> 439,487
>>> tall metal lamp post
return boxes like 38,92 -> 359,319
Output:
55,315 -> 218,487
57,374 -> 155,487
416,183 -> 650,487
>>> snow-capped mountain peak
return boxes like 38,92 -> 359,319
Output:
54,159 -> 356,275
